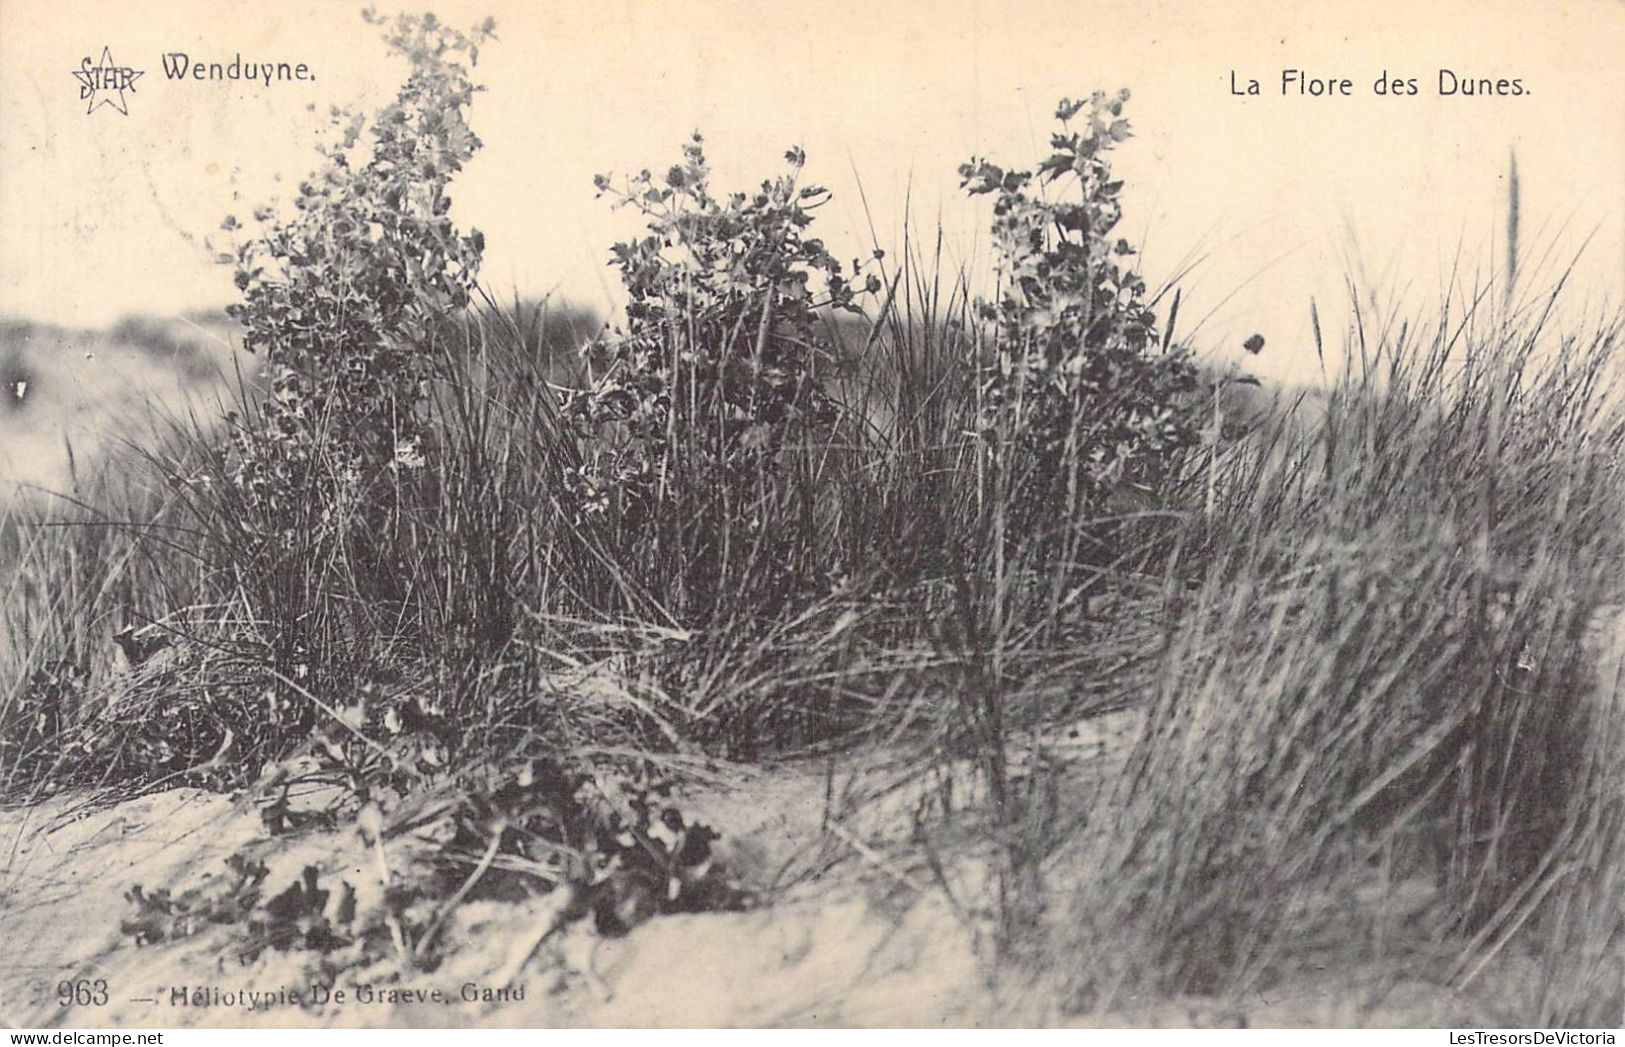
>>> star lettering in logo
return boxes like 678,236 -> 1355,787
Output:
72,46 -> 144,115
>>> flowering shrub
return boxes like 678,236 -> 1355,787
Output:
208,10 -> 494,706
225,9 -> 492,538
960,91 -> 1199,538
560,138 -> 871,529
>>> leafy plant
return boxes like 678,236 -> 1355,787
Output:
122,854 -> 269,946
216,9 -> 495,708
551,140 -> 883,633
562,138 -> 868,527
960,91 -> 1199,549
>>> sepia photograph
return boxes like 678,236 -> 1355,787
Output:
1,0 -> 1622,1031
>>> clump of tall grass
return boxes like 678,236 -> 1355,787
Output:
1050,275 -> 1625,1023
0,455 -> 207,793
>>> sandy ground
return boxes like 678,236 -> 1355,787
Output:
0,740 -> 1049,1029
2,628 -> 1619,1030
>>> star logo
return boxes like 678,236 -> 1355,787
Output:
72,47 -> 144,115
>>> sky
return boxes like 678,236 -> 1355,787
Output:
2,0 -> 1621,385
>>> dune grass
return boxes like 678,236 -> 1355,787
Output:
1044,277 -> 1625,1024
7,254 -> 1617,1024
0,14 -> 1620,1023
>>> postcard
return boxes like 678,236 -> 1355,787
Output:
1,0 -> 1621,1032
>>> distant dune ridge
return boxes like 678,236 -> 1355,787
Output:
0,312 -> 249,502
1,300 -> 1318,506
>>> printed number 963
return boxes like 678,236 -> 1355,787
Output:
58,979 -> 109,1007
